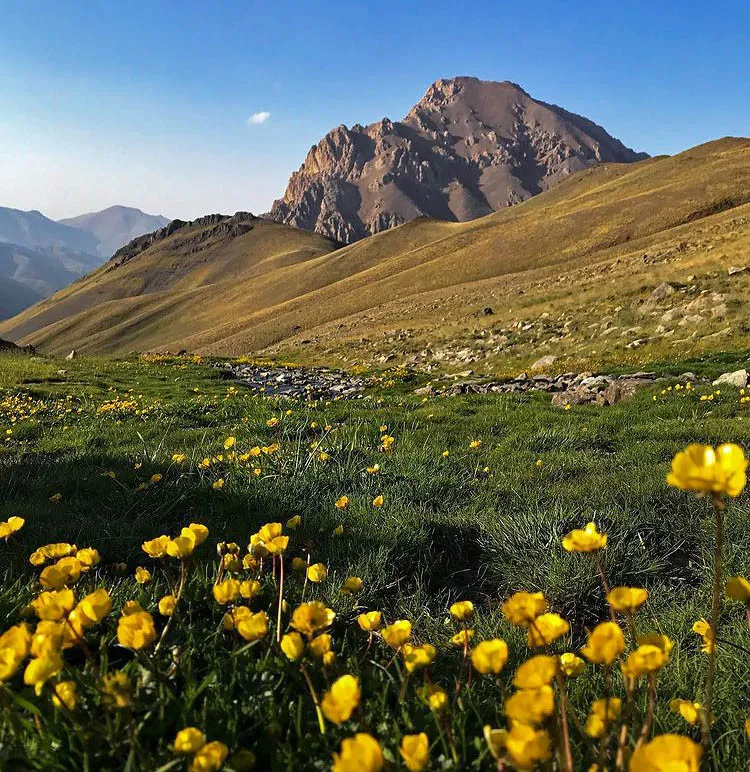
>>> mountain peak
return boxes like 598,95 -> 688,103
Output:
270,76 -> 647,244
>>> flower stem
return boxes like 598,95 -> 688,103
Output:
276,555 -> 285,643
154,560 -> 188,656
702,493 -> 724,748
555,672 -> 574,772
300,664 -> 326,735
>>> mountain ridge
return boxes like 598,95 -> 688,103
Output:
59,205 -> 170,259
2,137 -> 748,375
269,76 -> 647,243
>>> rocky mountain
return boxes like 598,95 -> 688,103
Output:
270,77 -> 648,243
59,205 -> 170,259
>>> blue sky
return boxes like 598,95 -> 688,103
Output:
1,0 -> 748,220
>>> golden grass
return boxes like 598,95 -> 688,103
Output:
2,137 -> 749,370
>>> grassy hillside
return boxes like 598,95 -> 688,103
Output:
2,138 -> 749,374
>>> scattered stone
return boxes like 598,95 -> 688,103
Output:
530,355 -> 557,371
712,369 -> 748,388
220,363 -> 366,400
483,307 -> 494,315
727,265 -> 748,276
646,282 -> 675,304
65,350 -> 78,361
413,384 -> 436,396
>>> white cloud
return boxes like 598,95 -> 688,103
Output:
247,111 -> 270,125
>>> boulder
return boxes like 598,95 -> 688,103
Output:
712,369 -> 748,388
530,355 -> 557,371
65,350 -> 78,360
646,282 -> 675,304
596,380 -> 639,406
551,387 -> 595,407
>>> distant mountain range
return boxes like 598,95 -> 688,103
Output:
270,77 -> 648,243
59,206 -> 170,260
0,205 -> 170,319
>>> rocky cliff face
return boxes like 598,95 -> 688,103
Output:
269,77 -> 647,243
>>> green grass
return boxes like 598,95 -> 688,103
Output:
0,354 -> 748,770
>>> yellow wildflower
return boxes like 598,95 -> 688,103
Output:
24,651 -> 63,694
381,620 -> 412,649
505,724 -> 552,769
357,611 -> 382,632
236,611 -> 269,642
586,697 -> 622,738
451,629 -> 475,647
527,613 -> 570,647
449,600 -> 474,621
669,699 -> 704,725
332,733 -> 383,772
726,576 -> 750,603
471,639 -> 509,674
667,443 -> 747,497
402,643 -> 436,672
322,674 -> 361,724
622,645 -> 669,678
307,563 -> 328,583
400,733 -> 429,772
101,672 -> 132,709
117,611 -> 157,649
31,589 -> 75,621
190,741 -> 229,772
340,576 -> 363,595
513,655 -> 558,688
291,602 -> 335,638
213,579 -> 241,605
173,727 -> 206,754
581,622 -> 625,665
559,652 -> 586,678
607,587 -> 648,613
135,567 -> 152,584
51,680 -> 77,710
159,595 -> 178,616
501,591 -> 547,626
280,632 -> 305,662
562,522 -> 607,552
142,535 -> 170,558
692,618 -> 716,653
0,516 -> 25,540
504,685 -> 555,725
629,734 -> 702,771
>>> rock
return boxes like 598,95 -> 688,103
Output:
551,387 -> 595,407
727,265 -> 748,276
413,385 -> 435,396
0,338 -> 35,356
267,78 -> 646,244
65,350 -> 78,361
712,369 -> 748,388
597,380 -> 639,406
483,307 -> 494,316
646,282 -> 675,304
530,355 -> 557,371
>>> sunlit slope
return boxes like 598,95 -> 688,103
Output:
2,137 -> 750,358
